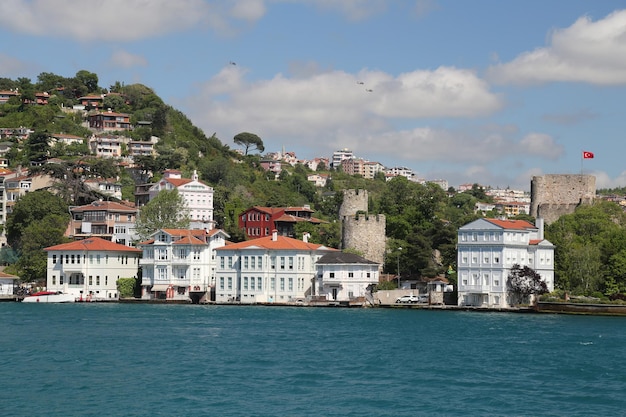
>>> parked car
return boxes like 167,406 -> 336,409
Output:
418,295 -> 429,303
395,294 -> 419,304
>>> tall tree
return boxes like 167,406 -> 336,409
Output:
5,190 -> 69,252
135,190 -> 190,241
507,264 -> 548,305
233,132 -> 264,155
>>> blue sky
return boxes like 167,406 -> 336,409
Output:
1,0 -> 626,191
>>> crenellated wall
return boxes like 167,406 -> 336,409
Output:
339,189 -> 386,268
530,174 -> 596,224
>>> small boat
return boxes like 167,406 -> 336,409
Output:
22,291 -> 76,303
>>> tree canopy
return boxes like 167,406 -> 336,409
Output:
234,132 -> 265,155
134,190 -> 190,241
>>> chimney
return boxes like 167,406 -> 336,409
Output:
272,229 -> 278,241
303,232 -> 310,243
535,218 -> 544,241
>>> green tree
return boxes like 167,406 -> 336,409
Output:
24,130 -> 51,163
75,70 -> 99,93
15,214 -> 71,282
135,189 -> 190,241
234,132 -> 265,155
5,190 -> 69,252
507,264 -> 548,305
117,277 -> 137,298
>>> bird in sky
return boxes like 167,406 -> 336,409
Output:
229,61 -> 236,65
366,88 -> 373,92
357,81 -> 364,85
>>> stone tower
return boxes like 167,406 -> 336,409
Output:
530,174 -> 596,224
340,189 -> 386,268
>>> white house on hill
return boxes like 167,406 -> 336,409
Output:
457,218 -> 554,308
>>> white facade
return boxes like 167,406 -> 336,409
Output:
45,237 -> 142,300
214,231 -> 336,304
148,169 -> 215,230
457,218 -> 554,308
139,228 -> 229,302
315,252 -> 380,302
331,148 -> 353,170
0,273 -> 17,295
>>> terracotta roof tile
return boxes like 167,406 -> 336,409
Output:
45,237 -> 141,252
216,235 -> 336,252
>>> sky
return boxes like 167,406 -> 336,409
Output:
1,0 -> 626,191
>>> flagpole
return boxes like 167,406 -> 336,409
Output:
581,149 -> 583,176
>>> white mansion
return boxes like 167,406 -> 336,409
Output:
138,228 -> 229,302
457,218 -> 554,308
45,237 -> 142,301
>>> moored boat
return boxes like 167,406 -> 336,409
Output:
22,291 -> 76,303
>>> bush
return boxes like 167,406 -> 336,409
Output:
117,277 -> 137,298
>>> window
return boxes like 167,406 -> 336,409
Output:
348,272 -> 354,278
250,256 -> 255,269
227,277 -> 232,290
220,257 -> 225,269
243,277 -> 248,290
270,277 -> 275,290
258,277 -> 263,290
288,257 -> 293,270
89,276 -> 93,285
288,278 -> 293,291
250,277 -> 255,290
52,255 -> 57,264
494,256 -> 500,264
329,272 -> 335,278
52,276 -> 56,285
257,256 -> 262,269
280,278 -> 285,291
280,257 -> 285,270
219,277 -> 224,290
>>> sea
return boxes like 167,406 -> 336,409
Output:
2,303 -> 625,417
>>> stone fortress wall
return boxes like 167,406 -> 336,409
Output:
530,174 -> 596,224
340,189 -> 386,268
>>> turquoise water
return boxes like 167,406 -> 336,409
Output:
2,304 -> 625,417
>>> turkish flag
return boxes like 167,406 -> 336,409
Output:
583,151 -> 594,159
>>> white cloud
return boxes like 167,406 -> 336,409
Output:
0,0 -> 218,41
186,65 -> 502,139
180,64 -> 560,179
487,9 -> 626,85
109,50 -> 148,69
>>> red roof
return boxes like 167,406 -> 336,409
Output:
71,201 -> 136,212
216,234 -> 335,252
45,237 -> 141,252
485,219 -> 536,230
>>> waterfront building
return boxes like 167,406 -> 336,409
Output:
457,218 -> 554,308
138,228 -> 229,303
0,271 -> 18,295
214,230 -> 336,304
315,251 -> 379,302
44,237 -> 142,300
66,200 -> 138,246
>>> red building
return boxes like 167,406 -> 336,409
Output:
238,206 -> 325,239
